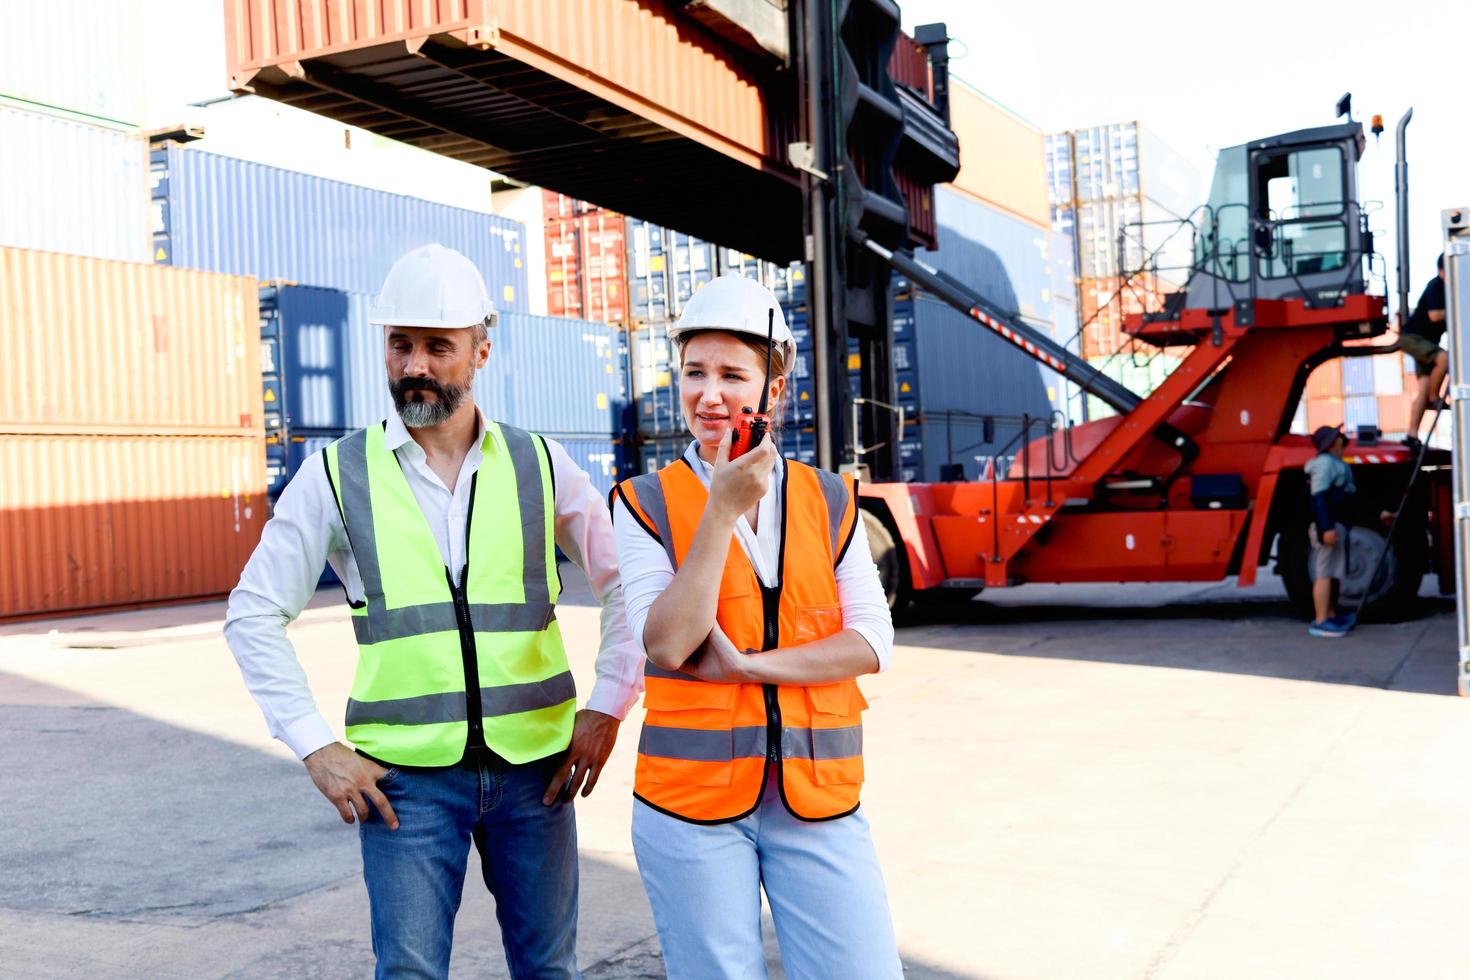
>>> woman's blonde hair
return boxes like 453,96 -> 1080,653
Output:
677,329 -> 788,428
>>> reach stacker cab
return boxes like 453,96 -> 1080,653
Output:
857,115 -> 1453,619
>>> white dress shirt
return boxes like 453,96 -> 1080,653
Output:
224,408 -> 642,760
612,442 -> 894,671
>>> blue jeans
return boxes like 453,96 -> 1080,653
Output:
359,753 -> 579,979
631,775 -> 901,979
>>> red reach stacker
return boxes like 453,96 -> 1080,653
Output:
854,116 -> 1452,619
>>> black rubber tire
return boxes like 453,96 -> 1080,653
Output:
862,509 -> 903,612
1277,520 -> 1425,621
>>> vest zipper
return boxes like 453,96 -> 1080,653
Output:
448,567 -> 486,751
760,583 -> 781,764
457,473 -> 485,755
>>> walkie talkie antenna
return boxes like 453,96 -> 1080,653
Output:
756,307 -> 774,415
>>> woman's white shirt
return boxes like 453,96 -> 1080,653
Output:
612,442 -> 894,671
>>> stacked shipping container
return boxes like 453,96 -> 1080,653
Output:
1045,122 -> 1204,364
543,191 -> 628,324
0,105 -> 151,263
0,248 -> 266,618
1302,351 -> 1424,442
150,144 -> 530,310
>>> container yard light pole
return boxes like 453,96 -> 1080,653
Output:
1444,207 -> 1470,695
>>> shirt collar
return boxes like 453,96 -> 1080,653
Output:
384,405 -> 494,457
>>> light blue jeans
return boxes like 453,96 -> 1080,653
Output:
631,775 -> 902,979
359,753 -> 580,979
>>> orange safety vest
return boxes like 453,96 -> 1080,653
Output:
615,453 -> 867,823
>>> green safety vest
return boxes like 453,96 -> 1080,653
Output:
323,421 -> 575,767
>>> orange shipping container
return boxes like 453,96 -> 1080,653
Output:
225,0 -> 778,172
1077,275 -> 1162,358
1304,396 -> 1344,432
544,214 -> 628,325
1377,392 -> 1412,437
0,433 -> 267,619
1305,359 -> 1344,399
0,247 -> 260,435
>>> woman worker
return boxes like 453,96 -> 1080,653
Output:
611,275 -> 901,978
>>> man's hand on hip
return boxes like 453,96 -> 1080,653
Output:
543,709 -> 621,806
304,742 -> 400,830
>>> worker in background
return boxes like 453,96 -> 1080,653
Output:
1401,253 -> 1448,445
224,244 -> 641,979
1305,424 -> 1356,638
611,275 -> 902,978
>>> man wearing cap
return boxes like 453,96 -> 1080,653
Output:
1304,424 -> 1355,637
225,244 -> 641,977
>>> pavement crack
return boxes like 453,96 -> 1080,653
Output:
1380,620 -> 1436,691
580,932 -> 663,977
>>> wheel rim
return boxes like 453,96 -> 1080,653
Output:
1339,526 -> 1395,605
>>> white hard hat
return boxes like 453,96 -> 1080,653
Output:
368,244 -> 499,329
668,275 -> 794,366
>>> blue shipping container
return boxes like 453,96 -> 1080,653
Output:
268,428 -> 348,498
626,218 -> 716,322
1344,394 -> 1379,434
1342,356 -> 1376,397
925,186 -> 1056,328
552,436 -> 623,500
494,315 -> 627,436
152,144 -> 528,308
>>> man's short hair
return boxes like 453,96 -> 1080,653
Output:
472,318 -> 490,347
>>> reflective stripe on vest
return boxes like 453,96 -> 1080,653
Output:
326,422 -> 575,767
617,455 -> 866,823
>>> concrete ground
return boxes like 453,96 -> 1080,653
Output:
1,569 -> 1463,979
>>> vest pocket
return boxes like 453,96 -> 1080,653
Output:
804,681 -> 867,786
793,602 -> 844,644
804,680 -> 868,717
640,681 -> 739,786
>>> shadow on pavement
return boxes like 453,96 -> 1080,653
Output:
3,673 -> 973,979
891,580 -> 1457,697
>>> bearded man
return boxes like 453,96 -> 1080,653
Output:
225,244 -> 640,978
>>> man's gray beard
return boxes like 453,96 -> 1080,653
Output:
396,368 -> 474,429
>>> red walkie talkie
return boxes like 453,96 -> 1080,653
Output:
728,307 -> 775,460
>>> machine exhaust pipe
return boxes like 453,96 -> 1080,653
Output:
1395,108 -> 1414,328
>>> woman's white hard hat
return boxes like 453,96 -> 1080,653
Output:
368,244 -> 499,329
668,275 -> 794,365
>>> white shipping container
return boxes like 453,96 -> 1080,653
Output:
1074,197 -> 1186,283
0,105 -> 151,263
0,0 -> 145,126
1062,121 -> 1205,218
1372,354 -> 1405,396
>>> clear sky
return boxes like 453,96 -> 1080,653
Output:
900,0 -> 1467,315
